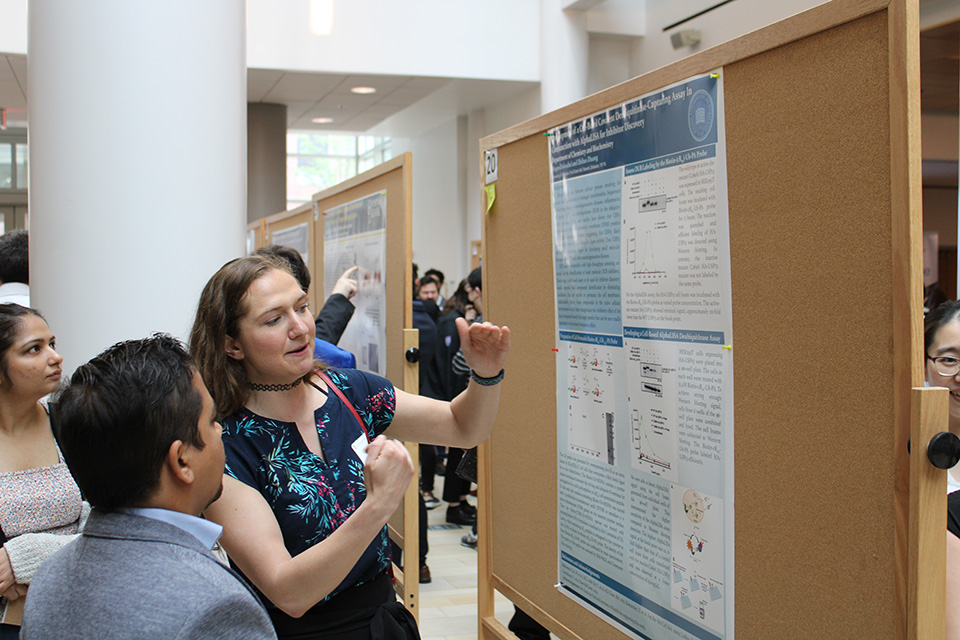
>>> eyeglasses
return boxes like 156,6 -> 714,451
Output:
927,354 -> 960,377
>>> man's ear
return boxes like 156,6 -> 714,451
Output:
166,440 -> 195,485
224,335 -> 244,361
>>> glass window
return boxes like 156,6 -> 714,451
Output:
15,144 -> 27,189
286,133 -> 391,206
0,144 -> 11,189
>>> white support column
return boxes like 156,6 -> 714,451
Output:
540,0 -> 590,114
29,0 -> 246,370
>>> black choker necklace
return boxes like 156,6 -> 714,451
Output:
247,377 -> 303,392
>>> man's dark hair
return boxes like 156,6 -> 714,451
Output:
467,266 -> 482,292
424,268 -> 444,285
256,244 -> 310,292
418,275 -> 439,290
54,334 -> 205,511
0,230 -> 28,285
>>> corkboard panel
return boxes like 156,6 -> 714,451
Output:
481,2 -> 918,639
724,11 -> 897,639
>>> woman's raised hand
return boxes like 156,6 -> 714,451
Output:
362,435 -> 414,519
456,317 -> 511,379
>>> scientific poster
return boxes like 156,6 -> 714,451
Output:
323,191 -> 387,375
271,222 -> 310,266
550,71 -> 734,640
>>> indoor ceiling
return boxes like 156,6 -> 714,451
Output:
0,57 -> 461,133
2,13 -> 959,135
247,69 -> 453,132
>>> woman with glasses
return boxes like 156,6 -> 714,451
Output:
923,300 -> 960,639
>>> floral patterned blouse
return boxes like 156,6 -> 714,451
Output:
222,368 -> 396,604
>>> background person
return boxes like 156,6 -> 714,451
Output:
0,232 -> 29,306
415,275 -> 440,304
0,304 -> 82,640
21,335 -> 276,639
423,269 -> 445,307
190,255 -> 510,639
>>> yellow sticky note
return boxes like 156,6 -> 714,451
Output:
485,184 -> 496,213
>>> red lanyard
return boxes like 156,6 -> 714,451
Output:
314,369 -> 372,443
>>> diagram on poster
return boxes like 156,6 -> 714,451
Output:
626,341 -> 679,482
565,343 -> 618,465
671,485 -> 724,634
323,191 -> 387,375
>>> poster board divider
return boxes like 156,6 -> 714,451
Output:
889,1 -> 924,633
479,616 -> 513,640
478,0 -> 923,638
397,327 -> 421,619
908,387 -> 949,640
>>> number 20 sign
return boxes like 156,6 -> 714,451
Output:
485,149 -> 498,185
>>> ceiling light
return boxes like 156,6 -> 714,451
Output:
310,0 -> 334,35
312,117 -> 334,124
350,86 -> 376,95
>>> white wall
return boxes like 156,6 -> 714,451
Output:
0,0 -> 26,54
393,117 -> 469,292
631,0 -> 828,75
391,83 -> 543,290
588,35 -> 633,96
246,0 -> 539,82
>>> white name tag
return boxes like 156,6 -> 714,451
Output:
351,433 -> 369,464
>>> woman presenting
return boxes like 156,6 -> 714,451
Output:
191,255 -> 509,639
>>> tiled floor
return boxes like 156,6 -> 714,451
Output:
415,490 -> 516,640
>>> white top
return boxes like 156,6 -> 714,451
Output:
0,282 -> 30,306
949,468 -> 960,495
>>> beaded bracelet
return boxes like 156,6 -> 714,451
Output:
470,368 -> 505,386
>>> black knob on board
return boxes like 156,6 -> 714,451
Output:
927,431 -> 960,470
405,347 -> 420,363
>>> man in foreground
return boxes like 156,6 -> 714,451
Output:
21,334 -> 276,639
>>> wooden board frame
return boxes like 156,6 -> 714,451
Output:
310,153 -> 421,619
477,1 -> 932,638
246,218 -> 266,254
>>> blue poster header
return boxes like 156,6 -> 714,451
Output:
624,327 -> 724,345
559,331 -> 624,348
625,145 -> 716,177
549,74 -> 719,182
